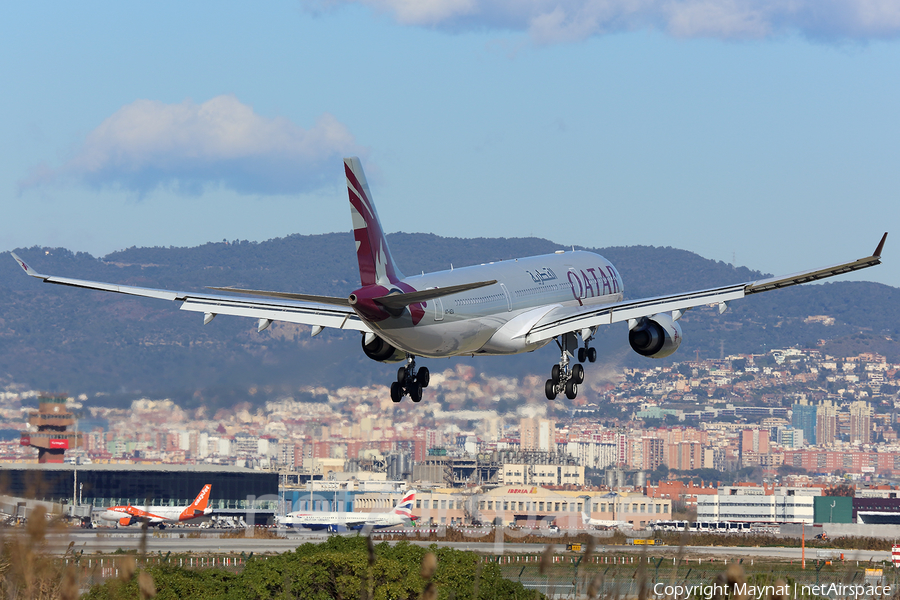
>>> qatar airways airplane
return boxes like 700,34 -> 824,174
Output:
11,157 -> 887,403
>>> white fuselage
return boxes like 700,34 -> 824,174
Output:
371,251 -> 623,358
99,505 -> 207,524
281,510 -> 408,531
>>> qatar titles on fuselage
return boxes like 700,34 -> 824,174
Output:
374,253 -> 623,358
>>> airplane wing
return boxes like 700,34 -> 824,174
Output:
525,233 -> 887,344
10,253 -> 370,333
208,280 -> 498,310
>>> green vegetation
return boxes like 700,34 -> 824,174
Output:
83,536 -> 541,600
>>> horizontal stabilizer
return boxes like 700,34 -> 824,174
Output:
206,286 -> 351,306
373,280 -> 498,311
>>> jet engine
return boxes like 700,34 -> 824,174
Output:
628,313 -> 682,359
361,333 -> 406,363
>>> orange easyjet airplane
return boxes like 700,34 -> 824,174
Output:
99,484 -> 212,529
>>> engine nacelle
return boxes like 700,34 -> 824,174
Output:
628,313 -> 682,358
361,333 -> 406,363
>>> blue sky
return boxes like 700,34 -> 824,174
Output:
2,1 -> 898,288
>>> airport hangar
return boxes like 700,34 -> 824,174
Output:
0,463 -> 279,524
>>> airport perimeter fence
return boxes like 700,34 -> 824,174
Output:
63,553 -> 252,589
64,549 -> 900,598
495,554 -> 900,599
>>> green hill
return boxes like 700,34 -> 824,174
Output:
1,233 -> 896,409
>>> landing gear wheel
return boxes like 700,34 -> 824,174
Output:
417,366 -> 430,388
397,366 -> 407,384
578,347 -> 586,363
390,382 -> 403,403
551,364 -> 561,384
409,382 -> 422,403
565,380 -> 578,400
587,347 -> 597,363
572,363 -> 585,384
545,379 -> 557,400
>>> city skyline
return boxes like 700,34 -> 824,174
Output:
4,347 -> 899,486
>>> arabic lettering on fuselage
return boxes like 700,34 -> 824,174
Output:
526,268 -> 558,284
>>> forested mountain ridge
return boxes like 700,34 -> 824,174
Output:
1,232 -> 897,408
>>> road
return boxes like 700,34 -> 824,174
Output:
35,531 -> 891,563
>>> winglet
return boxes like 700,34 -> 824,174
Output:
874,232 -> 888,258
10,253 -> 46,279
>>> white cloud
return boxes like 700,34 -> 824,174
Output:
323,0 -> 900,42
21,95 -> 364,195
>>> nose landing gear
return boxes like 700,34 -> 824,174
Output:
577,346 -> 597,363
390,355 -> 430,403
577,328 -> 598,363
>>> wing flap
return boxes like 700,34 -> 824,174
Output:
180,297 -> 367,331
206,286 -> 351,306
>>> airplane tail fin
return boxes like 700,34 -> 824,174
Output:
192,484 -> 212,512
180,484 -> 212,519
392,489 -> 417,520
581,511 -> 591,524
345,157 -> 403,287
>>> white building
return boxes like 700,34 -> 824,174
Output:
697,486 -> 819,524
776,427 -> 804,449
565,440 -> 617,470
499,463 -> 584,486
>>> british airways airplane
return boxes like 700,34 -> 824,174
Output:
279,489 -> 417,532
11,158 -> 887,403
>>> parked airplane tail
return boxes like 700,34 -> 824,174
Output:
581,511 -> 590,524
392,489 -> 417,520
180,484 -> 212,519
345,157 -> 403,287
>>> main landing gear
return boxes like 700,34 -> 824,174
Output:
545,331 -> 597,401
390,355 -> 430,403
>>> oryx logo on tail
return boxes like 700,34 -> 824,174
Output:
345,157 -> 403,287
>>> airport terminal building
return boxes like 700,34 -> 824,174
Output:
346,485 -> 671,529
0,463 -> 278,510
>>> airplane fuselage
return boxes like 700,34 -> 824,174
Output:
99,505 -> 209,524
370,251 -> 624,358
282,510 -> 408,531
